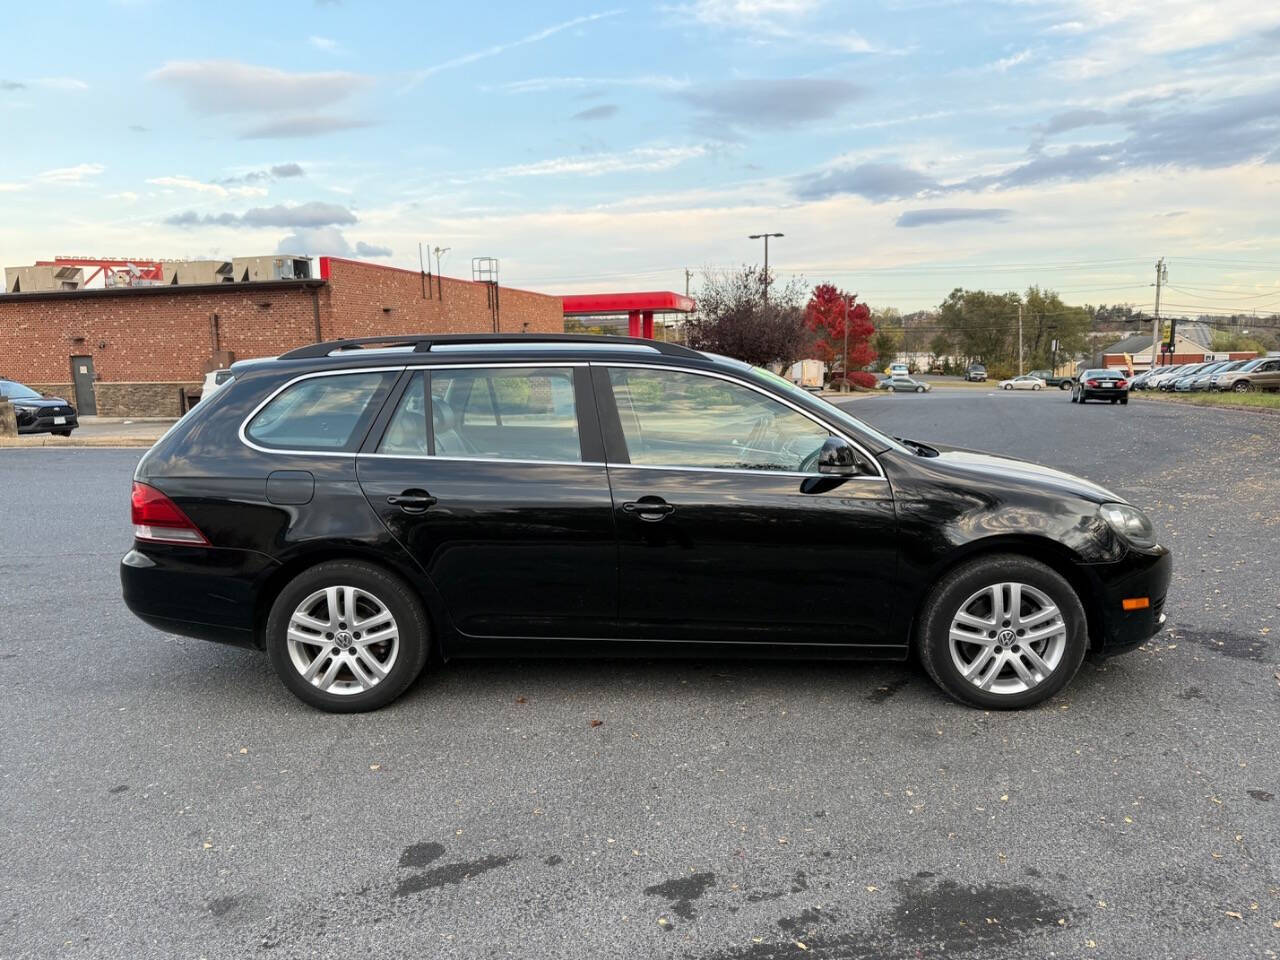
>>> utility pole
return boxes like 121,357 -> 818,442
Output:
842,293 -> 851,392
748,232 -> 783,305
1151,257 -> 1167,372
684,268 -> 693,299
1018,302 -> 1024,375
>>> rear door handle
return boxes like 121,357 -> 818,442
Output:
387,489 -> 438,514
622,499 -> 674,521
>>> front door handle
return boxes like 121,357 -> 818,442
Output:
622,498 -> 675,521
387,489 -> 438,514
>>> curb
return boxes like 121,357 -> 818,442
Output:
1130,394 -> 1280,417
0,437 -> 154,448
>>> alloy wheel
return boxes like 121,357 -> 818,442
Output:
285,585 -> 400,695
947,581 -> 1067,695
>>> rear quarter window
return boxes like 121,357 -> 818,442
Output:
245,370 -> 398,452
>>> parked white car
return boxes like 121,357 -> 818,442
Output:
998,375 -> 1046,391
201,369 -> 234,399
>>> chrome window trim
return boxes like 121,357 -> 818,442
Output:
239,365 -> 407,457
237,359 -> 885,482
358,452 -> 605,467
598,361 -> 886,480
238,362 -> 589,457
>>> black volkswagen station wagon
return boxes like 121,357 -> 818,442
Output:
121,335 -> 1171,712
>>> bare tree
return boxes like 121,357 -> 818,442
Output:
687,265 -> 809,368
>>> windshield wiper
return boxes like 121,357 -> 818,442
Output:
895,437 -> 940,458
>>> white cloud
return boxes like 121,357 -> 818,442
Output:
490,75 -> 690,94
309,35 -> 341,52
31,77 -> 89,90
401,10 -> 624,90
468,146 -> 708,181
671,0 -> 878,53
148,60 -> 372,114
34,163 -> 104,183
0,182 -> 26,192
145,175 -> 267,197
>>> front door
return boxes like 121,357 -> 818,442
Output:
356,365 -> 617,641
70,355 -> 96,415
596,364 -> 899,649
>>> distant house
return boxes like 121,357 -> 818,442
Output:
1101,332 -> 1219,372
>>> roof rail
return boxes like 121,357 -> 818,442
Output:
279,333 -> 703,361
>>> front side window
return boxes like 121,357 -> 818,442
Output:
608,367 -> 834,472
246,371 -> 396,451
430,366 -> 581,462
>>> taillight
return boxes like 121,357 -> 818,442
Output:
131,481 -> 209,545
1116,380 -> 1128,388
1086,379 -> 1099,387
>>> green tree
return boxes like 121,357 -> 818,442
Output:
1211,330 -> 1267,354
938,288 -> 1021,365
1022,286 -> 1091,371
871,326 -> 901,370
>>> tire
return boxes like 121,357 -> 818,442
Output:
1003,384 -> 1012,390
1033,384 -> 1042,391
1233,381 -> 1251,393
1121,397 -> 1128,405
266,560 -> 430,713
1059,381 -> 1070,390
916,386 -> 925,393
1069,390 -> 1077,403
917,554 -> 1088,709
53,429 -> 72,437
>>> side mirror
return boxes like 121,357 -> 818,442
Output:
818,436 -> 857,476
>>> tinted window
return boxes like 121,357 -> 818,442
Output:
0,380 -> 42,400
378,371 -> 429,455
608,367 -> 834,472
246,371 -> 396,451
431,366 -> 581,462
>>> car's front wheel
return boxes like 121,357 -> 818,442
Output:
1233,381 -> 1251,393
266,560 -> 429,712
917,554 -> 1088,709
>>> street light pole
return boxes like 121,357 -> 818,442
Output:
748,232 -> 783,305
842,293 -> 850,392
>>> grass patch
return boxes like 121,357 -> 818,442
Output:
1137,391 -> 1280,411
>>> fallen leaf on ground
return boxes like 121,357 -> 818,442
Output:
590,719 -> 603,728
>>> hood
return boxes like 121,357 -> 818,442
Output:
915,443 -> 1123,505
8,394 -> 70,408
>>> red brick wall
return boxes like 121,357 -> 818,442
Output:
0,285 -> 319,385
319,258 -> 563,339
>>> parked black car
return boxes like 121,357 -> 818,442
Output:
0,378 -> 78,435
1071,369 -> 1130,405
121,335 -> 1170,712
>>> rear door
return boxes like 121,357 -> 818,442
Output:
595,363 -> 899,649
356,364 -> 618,641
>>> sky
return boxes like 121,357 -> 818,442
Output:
3,0 -> 1280,313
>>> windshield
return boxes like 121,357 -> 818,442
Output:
715,357 -> 911,455
1236,357 -> 1264,372
0,379 -> 42,400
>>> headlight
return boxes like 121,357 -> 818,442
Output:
1099,502 -> 1157,549
13,404 -> 38,414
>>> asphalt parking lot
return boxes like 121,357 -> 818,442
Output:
2,389 -> 1277,960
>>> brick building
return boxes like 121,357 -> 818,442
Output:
0,257 -> 563,417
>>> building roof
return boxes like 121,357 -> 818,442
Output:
561,291 -> 696,315
1103,333 -> 1153,354
0,278 -> 325,305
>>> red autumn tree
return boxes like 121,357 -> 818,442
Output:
804,283 -> 875,378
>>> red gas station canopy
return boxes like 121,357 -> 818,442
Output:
561,291 -> 695,316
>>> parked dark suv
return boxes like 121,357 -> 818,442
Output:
0,378 -> 78,435
121,335 -> 1171,712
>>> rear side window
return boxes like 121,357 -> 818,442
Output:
246,371 -> 397,452
429,366 -> 581,462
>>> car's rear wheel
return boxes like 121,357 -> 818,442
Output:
917,554 -> 1087,709
266,560 -> 429,712
53,429 -> 72,437
1059,381 -> 1071,390
1120,397 -> 1128,405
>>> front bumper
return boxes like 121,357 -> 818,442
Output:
16,413 -> 78,434
1087,546 -> 1172,657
